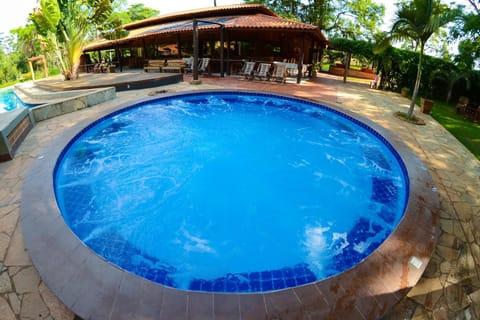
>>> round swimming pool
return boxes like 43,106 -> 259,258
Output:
54,91 -> 408,293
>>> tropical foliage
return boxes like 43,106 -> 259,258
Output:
451,0 -> 480,70
29,0 -> 114,80
376,46 -> 480,102
244,0 -> 385,40
375,0 -> 460,118
328,38 -> 375,60
0,0 -> 479,89
100,3 -> 159,40
323,35 -> 480,104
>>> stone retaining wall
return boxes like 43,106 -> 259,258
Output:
31,87 -> 116,122
328,65 -> 376,80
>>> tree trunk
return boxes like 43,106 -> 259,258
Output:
343,51 -> 351,83
408,44 -> 424,118
446,82 -> 453,103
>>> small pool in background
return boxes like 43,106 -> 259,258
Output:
54,91 -> 409,293
0,89 -> 29,113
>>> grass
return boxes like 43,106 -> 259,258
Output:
429,100 -> 480,160
0,81 -> 19,89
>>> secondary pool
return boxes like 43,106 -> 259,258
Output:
0,88 -> 38,113
54,91 -> 409,293
0,89 -> 25,113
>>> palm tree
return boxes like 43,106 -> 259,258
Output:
380,0 -> 458,118
30,0 -> 113,80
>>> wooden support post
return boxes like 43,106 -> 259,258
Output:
343,51 -> 351,83
193,19 -> 199,82
28,61 -> 35,81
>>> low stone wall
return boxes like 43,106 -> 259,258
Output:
328,66 -> 376,80
31,87 -> 116,122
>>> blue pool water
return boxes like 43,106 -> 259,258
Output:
54,91 -> 409,293
0,89 -> 27,113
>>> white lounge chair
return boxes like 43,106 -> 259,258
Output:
239,61 -> 256,79
183,57 -> 209,74
183,57 -> 193,72
270,63 -> 287,83
198,58 -> 210,74
253,63 -> 271,81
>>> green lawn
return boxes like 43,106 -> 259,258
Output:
429,100 -> 480,160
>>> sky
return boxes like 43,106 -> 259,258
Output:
0,0 -> 471,36
0,0 -> 394,36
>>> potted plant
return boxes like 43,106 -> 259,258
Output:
420,79 -> 437,114
420,97 -> 434,114
401,87 -> 410,97
420,69 -> 447,115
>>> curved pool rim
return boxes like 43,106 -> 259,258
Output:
21,89 -> 440,320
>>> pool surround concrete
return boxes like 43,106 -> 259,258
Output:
20,89 -> 440,319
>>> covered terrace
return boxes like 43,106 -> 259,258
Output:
82,4 -> 328,82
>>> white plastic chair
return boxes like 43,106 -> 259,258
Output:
239,61 -> 256,79
253,63 -> 271,81
270,63 -> 287,83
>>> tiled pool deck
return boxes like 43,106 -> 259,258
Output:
0,72 -> 479,319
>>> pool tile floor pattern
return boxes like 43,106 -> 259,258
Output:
0,72 -> 479,319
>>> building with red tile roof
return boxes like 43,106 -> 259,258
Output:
83,4 -> 328,75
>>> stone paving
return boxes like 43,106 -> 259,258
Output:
0,73 -> 479,319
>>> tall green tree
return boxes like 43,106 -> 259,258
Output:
245,0 -> 385,40
29,0 -> 113,80
100,3 -> 160,40
377,0 -> 459,118
0,46 -> 17,83
452,0 -> 480,70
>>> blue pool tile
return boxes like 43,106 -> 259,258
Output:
250,280 -> 261,292
272,269 -> 283,279
372,222 -> 383,233
282,267 -> 294,278
238,281 -> 250,292
261,280 -> 273,291
226,281 -> 238,292
189,279 -> 203,291
285,278 -> 296,288
273,279 -> 286,290
372,177 -> 399,205
305,272 -> 316,283
293,264 -> 307,277
213,278 -> 226,292
230,274 -> 250,292
70,147 -> 99,166
249,272 -> 260,280
145,269 -> 168,284
163,276 -> 175,287
201,281 -> 213,292
295,276 -> 308,286
364,147 -> 391,171
348,217 -> 375,243
261,270 -> 272,281
378,207 -> 395,224
225,274 -> 242,292
101,121 -> 130,135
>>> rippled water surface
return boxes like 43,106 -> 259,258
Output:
55,92 -> 408,292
